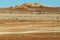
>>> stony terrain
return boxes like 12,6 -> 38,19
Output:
0,3 -> 60,40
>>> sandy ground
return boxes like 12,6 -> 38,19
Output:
0,21 -> 60,40
0,33 -> 60,40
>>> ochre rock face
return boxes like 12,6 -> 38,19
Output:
32,3 -> 43,7
0,3 -> 60,12
11,3 -> 44,9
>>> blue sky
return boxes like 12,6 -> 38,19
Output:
0,0 -> 60,8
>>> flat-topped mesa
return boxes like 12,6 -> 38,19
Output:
9,3 -> 60,12
11,3 -> 44,9
0,3 -> 60,12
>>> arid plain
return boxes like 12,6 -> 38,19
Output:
0,3 -> 60,40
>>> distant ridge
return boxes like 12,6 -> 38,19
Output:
0,3 -> 60,12
10,3 -> 45,9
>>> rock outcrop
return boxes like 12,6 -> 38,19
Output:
11,3 -> 44,9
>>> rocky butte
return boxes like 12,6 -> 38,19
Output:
9,3 -> 60,12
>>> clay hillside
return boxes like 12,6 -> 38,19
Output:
0,3 -> 60,12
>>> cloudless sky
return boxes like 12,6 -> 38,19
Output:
0,0 -> 60,8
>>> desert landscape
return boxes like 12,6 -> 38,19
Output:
0,3 -> 60,40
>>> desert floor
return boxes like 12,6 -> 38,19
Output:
0,21 -> 60,40
0,33 -> 60,40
